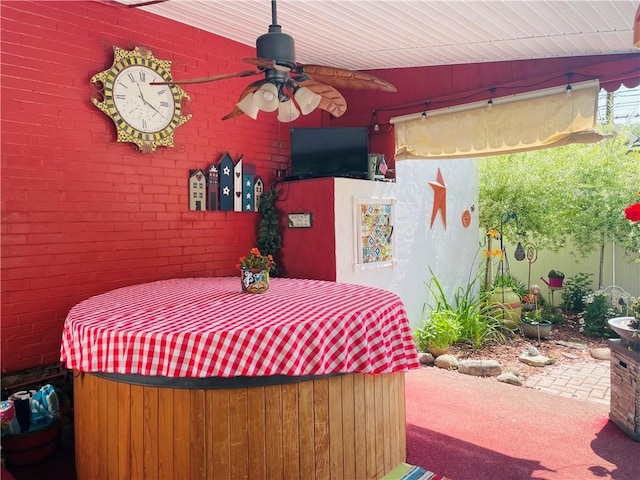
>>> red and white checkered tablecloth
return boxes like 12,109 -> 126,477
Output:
60,277 -> 420,378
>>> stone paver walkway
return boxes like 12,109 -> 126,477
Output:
524,360 -> 610,405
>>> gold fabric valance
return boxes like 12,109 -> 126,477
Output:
393,80 -> 601,160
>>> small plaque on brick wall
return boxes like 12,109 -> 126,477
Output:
287,213 -> 313,228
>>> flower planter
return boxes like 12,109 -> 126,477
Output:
548,277 -> 563,288
428,344 -> 451,357
240,268 -> 270,294
489,287 -> 521,330
522,320 -> 552,340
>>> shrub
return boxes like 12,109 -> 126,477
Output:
579,290 -> 618,338
414,309 -> 462,352
561,273 -> 592,313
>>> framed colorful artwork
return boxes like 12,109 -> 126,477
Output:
354,198 -> 395,270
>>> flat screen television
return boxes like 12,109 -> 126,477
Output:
289,127 -> 369,180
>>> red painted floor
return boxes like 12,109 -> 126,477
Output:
405,367 -> 640,480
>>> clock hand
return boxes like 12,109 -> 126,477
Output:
135,81 -> 165,118
142,98 -> 165,117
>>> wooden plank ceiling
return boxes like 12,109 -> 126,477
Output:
115,0 -> 639,70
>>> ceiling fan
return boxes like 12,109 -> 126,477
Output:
152,0 -> 397,122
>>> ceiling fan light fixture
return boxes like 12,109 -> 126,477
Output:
277,99 -> 300,122
253,83 -> 280,112
294,86 -> 321,115
236,94 -> 260,120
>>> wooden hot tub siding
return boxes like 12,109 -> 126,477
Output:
73,371 -> 407,479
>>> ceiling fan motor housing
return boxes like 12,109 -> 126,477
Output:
256,26 -> 296,69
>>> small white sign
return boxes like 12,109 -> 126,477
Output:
287,213 -> 313,228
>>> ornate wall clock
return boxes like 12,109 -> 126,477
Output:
91,46 -> 191,153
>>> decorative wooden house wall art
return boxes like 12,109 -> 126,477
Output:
218,153 -> 235,211
254,177 -> 264,212
207,163 -> 219,211
354,198 -> 395,270
188,152 -> 266,213
242,163 -> 256,212
189,169 -> 206,211
233,155 -> 244,212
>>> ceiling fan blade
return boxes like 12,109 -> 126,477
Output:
297,65 -> 397,92
297,80 -> 348,118
151,70 -> 261,86
221,83 -> 263,120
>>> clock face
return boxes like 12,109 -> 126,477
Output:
112,65 -> 176,134
90,46 -> 192,152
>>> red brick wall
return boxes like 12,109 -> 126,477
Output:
0,1 -> 318,372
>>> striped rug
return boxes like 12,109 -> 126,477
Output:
383,462 -> 452,480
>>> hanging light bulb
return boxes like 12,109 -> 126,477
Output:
253,83 -> 280,112
421,102 -> 429,120
565,73 -> 573,96
294,87 -> 321,115
277,99 -> 300,122
487,88 -> 495,110
371,110 -> 380,132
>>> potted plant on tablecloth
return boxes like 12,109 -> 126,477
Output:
237,247 -> 276,294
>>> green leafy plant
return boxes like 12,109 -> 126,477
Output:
579,290 -> 618,338
414,309 -> 462,352
257,187 -> 282,276
419,271 -> 508,352
523,306 -> 563,325
630,297 -> 640,323
561,273 -> 592,313
548,269 -> 565,279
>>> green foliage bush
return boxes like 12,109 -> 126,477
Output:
416,271 -> 508,352
257,187 -> 282,276
561,273 -> 593,313
414,310 -> 461,351
579,290 -> 618,338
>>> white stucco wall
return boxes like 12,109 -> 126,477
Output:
334,159 -> 480,329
